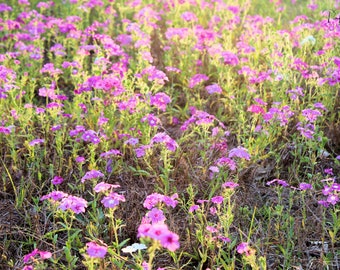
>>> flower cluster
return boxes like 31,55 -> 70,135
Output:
150,92 -> 171,112
143,192 -> 178,209
141,113 -> 160,127
180,108 -> 218,131
296,105 -> 324,139
41,192 -> 88,214
150,132 -> 178,152
318,178 -> 340,207
263,104 -> 294,126
188,73 -> 209,88
205,83 -> 222,94
94,182 -> 125,208
138,223 -> 180,251
137,66 -> 169,85
138,192 -> 180,251
81,130 -> 100,144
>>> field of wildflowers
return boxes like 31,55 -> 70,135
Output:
0,0 -> 340,269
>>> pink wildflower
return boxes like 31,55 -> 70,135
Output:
86,242 -> 107,258
147,208 -> 166,224
28,139 -> 44,146
299,182 -> 312,190
222,181 -> 239,189
59,195 -> 88,214
211,196 -> 224,204
94,182 -> 120,193
23,249 -> 51,263
188,74 -> 209,88
101,192 -> 125,208
237,242 -> 252,256
228,147 -> 251,160
205,84 -> 222,94
81,170 -> 104,183
159,230 -> 180,251
247,104 -> 265,114
51,176 -> 64,185
150,92 -> 171,111
189,205 -> 199,212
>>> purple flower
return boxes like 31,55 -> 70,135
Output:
165,27 -> 189,40
299,182 -> 312,190
322,185 -> 333,196
189,205 -> 199,212
205,84 -> 222,94
228,147 -> 251,160
318,200 -> 330,207
23,249 -> 51,263
101,192 -> 125,208
138,223 -> 179,251
141,113 -> 160,127
327,194 -> 339,205
266,179 -> 289,187
286,87 -> 304,100
218,235 -> 231,243
40,191 -> 68,201
0,3 -> 12,12
206,225 -> 218,233
94,182 -> 120,193
237,242 -> 252,256
332,183 -> 340,191
147,208 -> 166,224
139,66 -> 168,85
324,168 -> 334,175
81,170 -> 104,183
59,195 -> 88,214
86,242 -> 107,258
100,149 -> 122,158
125,137 -> 139,145
135,145 -> 149,158
222,181 -> 239,189
216,157 -> 237,171
150,92 -> 171,112
75,156 -> 85,163
297,122 -> 315,139
197,199 -> 209,204
211,196 -> 224,204
247,104 -> 265,114
52,176 -> 64,185
188,74 -> 209,88
38,86 -> 56,99
0,126 -> 11,135
151,133 -> 178,152
82,130 -> 100,144
165,66 -> 181,73
29,139 -> 45,146
209,166 -> 219,173
181,11 -> 198,22
162,193 -> 178,208
143,193 -> 164,209
35,107 -> 45,114
221,51 -> 239,66
51,124 -> 62,131
40,63 -> 62,76
69,125 -> 86,137
301,109 -> 322,122
159,230 -> 180,252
